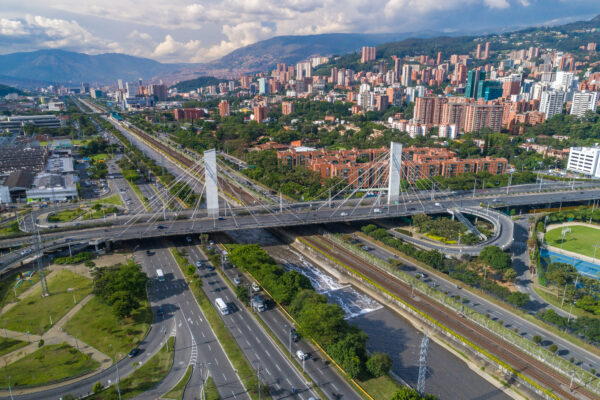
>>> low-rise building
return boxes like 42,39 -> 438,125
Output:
567,146 -> 600,177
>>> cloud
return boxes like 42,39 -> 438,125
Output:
1,0 -> 598,62
484,0 -> 510,8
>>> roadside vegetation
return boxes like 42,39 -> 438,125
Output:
89,336 -> 174,399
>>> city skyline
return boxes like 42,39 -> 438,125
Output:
0,0 -> 599,63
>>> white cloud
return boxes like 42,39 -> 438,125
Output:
484,0 -> 511,8
0,0 -> 597,62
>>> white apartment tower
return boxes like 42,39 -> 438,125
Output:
570,91 -> 600,118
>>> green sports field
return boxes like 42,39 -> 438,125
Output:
545,225 -> 600,258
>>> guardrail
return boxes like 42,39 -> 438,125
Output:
325,233 -> 600,396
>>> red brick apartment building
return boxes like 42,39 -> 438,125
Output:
277,146 -> 507,187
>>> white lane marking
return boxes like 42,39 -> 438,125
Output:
265,350 -> 271,357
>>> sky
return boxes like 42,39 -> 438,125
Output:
0,0 -> 598,64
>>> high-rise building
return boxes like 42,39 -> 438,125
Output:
253,105 -> 267,123
539,90 -> 566,120
465,69 -> 485,98
218,100 -> 230,117
258,78 -> 269,95
282,101 -> 295,115
401,64 -> 412,87
476,80 -> 502,101
392,56 -> 402,83
125,82 -> 139,98
464,103 -> 503,132
502,80 -> 521,98
483,42 -> 490,59
476,43 -> 482,59
296,62 -> 312,80
361,46 -> 376,63
436,51 -> 443,65
414,96 -> 446,125
570,91 -> 600,118
149,84 -> 168,101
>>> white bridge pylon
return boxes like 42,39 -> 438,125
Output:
204,149 -> 219,217
387,142 -> 402,205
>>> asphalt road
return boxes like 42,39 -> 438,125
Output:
135,240 -> 248,400
179,240 -> 322,400
352,229 -> 600,373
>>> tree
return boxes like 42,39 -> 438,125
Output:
297,302 -> 347,346
532,335 -> 542,345
366,352 -> 392,377
549,344 -> 558,353
391,387 -> 437,400
479,246 -> 512,271
503,269 -> 517,282
93,382 -> 103,394
506,292 -> 529,307
110,291 -> 139,318
546,262 -> 578,287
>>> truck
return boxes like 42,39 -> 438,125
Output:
156,269 -> 165,282
215,297 -> 229,315
251,295 -> 266,312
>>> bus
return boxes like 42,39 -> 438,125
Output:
156,269 -> 165,282
215,297 -> 229,315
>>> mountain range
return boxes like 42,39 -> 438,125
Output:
0,14 -> 598,87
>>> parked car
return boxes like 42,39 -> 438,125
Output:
233,276 -> 241,285
186,236 -> 192,243
196,260 -> 203,268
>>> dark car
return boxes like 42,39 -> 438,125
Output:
156,225 -> 167,229
128,348 -> 140,358
146,250 -> 153,256
291,328 -> 300,342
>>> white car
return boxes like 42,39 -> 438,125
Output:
296,350 -> 308,360
340,212 -> 348,216
373,208 -> 382,213
233,276 -> 241,285
435,202 -> 441,207
196,260 -> 203,267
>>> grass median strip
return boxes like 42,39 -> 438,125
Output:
169,247 -> 264,400
0,337 -> 28,357
162,364 -> 192,400
89,336 -> 174,399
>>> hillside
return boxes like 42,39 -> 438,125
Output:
0,84 -> 24,97
315,14 -> 600,75
170,76 -> 225,92
0,50 -> 190,84
206,32 -> 426,73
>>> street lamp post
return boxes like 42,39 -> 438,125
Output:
110,344 -> 122,400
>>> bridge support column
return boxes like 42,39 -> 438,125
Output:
204,149 -> 219,218
387,142 -> 402,205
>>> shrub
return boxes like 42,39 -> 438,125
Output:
366,352 -> 392,377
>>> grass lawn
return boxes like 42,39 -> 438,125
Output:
47,208 -> 86,223
163,365 -> 192,400
64,296 -> 152,357
205,376 -> 220,400
91,153 -> 109,162
0,270 -> 92,335
0,222 -> 19,236
545,225 -> 600,258
0,270 -> 43,307
358,375 -> 403,400
0,337 -> 28,357
90,194 -> 123,207
0,343 -> 99,388
89,336 -> 174,399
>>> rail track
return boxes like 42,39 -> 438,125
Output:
299,232 -> 596,400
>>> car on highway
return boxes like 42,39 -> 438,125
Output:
296,350 -> 308,360
186,236 -> 192,243
373,208 -> 382,213
435,202 -> 442,207
340,212 -> 348,216
156,306 -> 164,316
128,348 -> 140,358
146,250 -> 153,256
291,328 -> 300,342
156,225 -> 167,229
